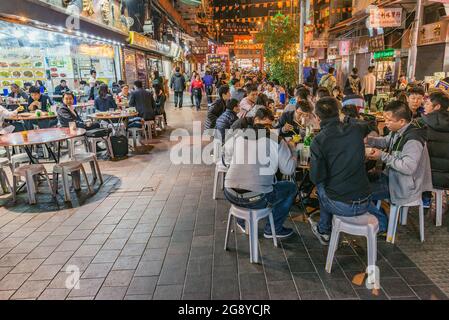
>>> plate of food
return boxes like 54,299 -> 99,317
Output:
0,71 -> 11,78
35,71 -> 44,77
96,112 -> 106,117
0,62 -> 8,68
23,71 -> 33,78
9,62 -> 20,67
50,73 -> 58,78
21,62 -> 32,67
2,80 -> 10,86
34,62 -> 43,68
12,71 -> 21,78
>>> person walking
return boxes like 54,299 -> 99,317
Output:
361,66 -> 377,110
190,74 -> 205,111
170,67 -> 186,109
203,71 -> 215,105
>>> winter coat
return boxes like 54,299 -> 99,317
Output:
204,98 -> 226,131
170,72 -> 186,92
344,75 -> 362,95
215,109 -> 238,143
422,111 -> 449,189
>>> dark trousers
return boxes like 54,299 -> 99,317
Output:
365,94 -> 374,110
174,91 -> 183,108
193,89 -> 202,110
206,85 -> 213,104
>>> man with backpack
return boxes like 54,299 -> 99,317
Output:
319,67 -> 337,94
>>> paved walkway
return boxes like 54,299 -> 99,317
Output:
0,97 -> 447,300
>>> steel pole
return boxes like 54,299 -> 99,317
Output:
299,0 -> 306,84
407,0 -> 423,81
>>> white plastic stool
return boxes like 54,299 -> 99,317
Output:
10,153 -> 37,170
213,161 -> 228,200
73,153 -> 103,185
326,213 -> 379,275
144,120 -> 156,139
155,115 -> 165,130
68,136 -> 89,159
385,199 -> 424,244
433,189 -> 448,227
224,205 -> 277,264
12,164 -> 55,204
53,161 -> 92,204
87,136 -> 113,157
128,127 -> 147,148
0,158 -> 12,194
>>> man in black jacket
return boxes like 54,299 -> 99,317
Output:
170,67 -> 186,108
204,85 -> 230,132
421,91 -> 449,208
129,80 -> 155,121
310,97 -> 387,245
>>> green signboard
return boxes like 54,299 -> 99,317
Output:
374,49 -> 395,60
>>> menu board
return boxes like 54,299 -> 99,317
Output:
0,48 -> 46,89
46,56 -> 75,80
124,49 -> 137,85
135,51 -> 148,88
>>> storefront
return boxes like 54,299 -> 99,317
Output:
0,19 -> 123,95
415,21 -> 449,81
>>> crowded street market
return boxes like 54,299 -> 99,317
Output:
0,0 -> 449,307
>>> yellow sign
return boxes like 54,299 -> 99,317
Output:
128,31 -> 157,51
77,44 -> 115,58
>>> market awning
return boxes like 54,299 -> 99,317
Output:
329,14 -> 369,34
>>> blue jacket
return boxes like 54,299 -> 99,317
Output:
203,75 -> 214,87
94,94 -> 117,112
215,109 -> 238,143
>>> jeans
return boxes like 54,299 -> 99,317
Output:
369,173 -> 390,203
316,184 -> 388,234
174,91 -> 183,108
224,181 -> 297,234
206,85 -> 213,104
365,94 -> 374,110
194,90 -> 202,110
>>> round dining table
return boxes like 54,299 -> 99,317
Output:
88,111 -> 139,136
5,111 -> 57,121
0,127 -> 86,163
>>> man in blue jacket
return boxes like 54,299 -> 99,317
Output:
203,71 -> 215,105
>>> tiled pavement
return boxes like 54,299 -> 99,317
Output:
0,96 -> 448,300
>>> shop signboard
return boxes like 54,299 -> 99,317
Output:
135,51 -> 148,88
124,48 -> 137,85
368,8 -> 403,28
310,39 -> 328,48
327,47 -> 339,60
418,21 -> 449,46
374,48 -> 396,60
217,46 -> 229,56
128,31 -> 158,52
350,37 -> 369,54
369,35 -> 385,52
339,41 -> 351,56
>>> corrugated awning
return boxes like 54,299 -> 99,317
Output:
329,14 -> 369,33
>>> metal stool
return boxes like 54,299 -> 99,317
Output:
0,158 -> 12,195
12,164 -> 55,204
73,153 -> 103,185
128,126 -> 147,148
144,120 -> 156,139
53,161 -> 92,204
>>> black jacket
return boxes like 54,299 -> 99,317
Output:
154,93 -> 166,115
344,75 -> 362,95
170,72 -> 186,92
129,88 -> 155,121
310,117 -> 371,202
230,116 -> 254,130
94,95 -> 117,112
274,110 -> 303,138
422,111 -> 449,189
215,109 -> 238,143
57,104 -> 85,129
27,94 -> 52,112
204,98 -> 226,131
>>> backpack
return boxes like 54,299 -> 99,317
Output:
348,76 -> 360,95
109,135 -> 128,160
320,74 -> 334,92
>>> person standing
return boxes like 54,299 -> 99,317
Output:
203,71 -> 215,105
305,68 -> 319,96
88,70 -> 97,100
154,84 -> 167,126
361,66 -> 377,110
170,67 -> 186,109
319,67 -> 337,94
344,68 -> 362,95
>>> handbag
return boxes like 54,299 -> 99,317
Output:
109,134 -> 128,160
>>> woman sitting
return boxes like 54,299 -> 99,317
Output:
57,91 -> 100,131
94,84 -> 117,112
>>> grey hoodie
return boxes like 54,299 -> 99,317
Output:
368,123 -> 433,205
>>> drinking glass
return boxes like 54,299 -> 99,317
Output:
299,145 -> 310,166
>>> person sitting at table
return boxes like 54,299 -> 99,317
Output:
118,84 -> 130,100
313,87 -> 331,104
94,84 -> 117,112
23,82 -> 33,93
223,108 -> 298,239
204,85 -> 230,132
128,80 -> 154,128
0,104 -> 25,133
366,100 -> 433,214
309,97 -> 388,245
54,79 -> 70,99
407,85 -> 426,127
237,84 -> 258,118
8,84 -> 28,102
57,91 -> 100,131
35,80 -> 46,94
215,99 -> 240,143
27,85 -> 53,112
79,80 -> 91,103
276,100 -> 319,138
284,87 -> 310,113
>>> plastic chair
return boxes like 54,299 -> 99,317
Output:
128,127 -> 147,148
155,115 -> 165,131
12,164 -> 55,204
224,205 -> 277,264
144,120 -> 156,139
73,153 -> 103,185
382,199 -> 425,244
213,161 -> 228,200
0,158 -> 12,195
53,161 -> 92,204
326,213 -> 379,276
434,189 -> 448,227
68,136 -> 89,159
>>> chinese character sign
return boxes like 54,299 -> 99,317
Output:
369,8 -> 402,28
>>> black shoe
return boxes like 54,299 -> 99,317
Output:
264,227 -> 294,239
310,221 -> 330,245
